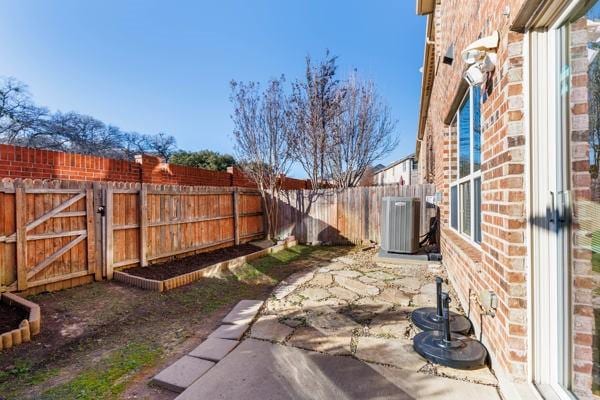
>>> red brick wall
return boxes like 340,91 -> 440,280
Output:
279,175 -> 310,190
228,166 -> 257,188
418,0 -> 530,382
0,144 -> 141,182
0,144 -> 309,190
137,154 -> 233,186
227,166 -> 311,190
568,17 -> 597,398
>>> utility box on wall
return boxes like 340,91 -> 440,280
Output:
381,197 -> 420,254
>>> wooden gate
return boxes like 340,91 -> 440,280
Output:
0,185 -> 97,292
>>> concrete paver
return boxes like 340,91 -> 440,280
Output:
208,323 -> 249,340
221,299 -> 263,325
151,355 -> 215,393
188,337 -> 239,362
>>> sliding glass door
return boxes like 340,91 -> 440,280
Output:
531,2 -> 600,398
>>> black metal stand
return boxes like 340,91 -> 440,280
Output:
411,277 -> 471,334
413,293 -> 488,370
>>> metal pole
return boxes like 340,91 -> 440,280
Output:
435,276 -> 443,320
442,292 -> 452,343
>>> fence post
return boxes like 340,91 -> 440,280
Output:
86,188 -> 98,280
140,184 -> 148,266
15,186 -> 27,291
93,183 -> 104,280
105,185 -> 114,279
233,188 -> 240,245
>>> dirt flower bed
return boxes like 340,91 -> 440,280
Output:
124,243 -> 262,280
0,302 -> 28,333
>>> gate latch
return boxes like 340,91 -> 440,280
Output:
97,206 -> 106,217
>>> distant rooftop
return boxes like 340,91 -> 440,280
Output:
377,153 -> 416,173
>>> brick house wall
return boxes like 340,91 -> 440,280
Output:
419,1 -> 599,396
568,17 -> 597,398
417,0 -> 530,381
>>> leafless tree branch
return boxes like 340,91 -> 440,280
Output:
230,77 -> 293,239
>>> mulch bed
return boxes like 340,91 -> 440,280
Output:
0,302 -> 28,333
124,243 -> 263,280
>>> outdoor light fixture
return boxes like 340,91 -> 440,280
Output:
461,31 -> 499,86
464,64 -> 486,86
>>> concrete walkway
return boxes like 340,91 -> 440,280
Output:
176,249 -> 502,399
176,338 -> 499,400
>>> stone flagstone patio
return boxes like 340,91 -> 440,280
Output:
252,248 -> 499,388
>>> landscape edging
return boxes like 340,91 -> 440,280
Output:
114,239 -> 298,292
0,292 -> 41,351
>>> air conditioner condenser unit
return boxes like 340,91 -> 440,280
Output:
381,197 -> 420,254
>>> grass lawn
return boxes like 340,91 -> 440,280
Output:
0,244 -> 352,400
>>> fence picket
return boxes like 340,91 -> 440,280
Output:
275,184 -> 435,245
15,187 -> 27,291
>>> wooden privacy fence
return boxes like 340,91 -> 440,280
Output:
105,184 -> 264,279
0,179 -> 265,294
275,184 -> 436,245
0,178 -> 434,294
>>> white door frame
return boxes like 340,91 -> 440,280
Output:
528,0 -> 589,398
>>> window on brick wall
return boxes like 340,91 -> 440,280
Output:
449,87 -> 482,244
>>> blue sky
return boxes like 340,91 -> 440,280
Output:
0,0 -> 425,177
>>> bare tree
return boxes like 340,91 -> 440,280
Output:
0,76 -> 178,160
289,51 -> 343,189
120,131 -> 177,161
0,78 -> 47,144
328,74 -> 398,188
230,77 -> 293,240
26,112 -> 125,156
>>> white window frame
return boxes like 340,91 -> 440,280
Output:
449,87 -> 482,246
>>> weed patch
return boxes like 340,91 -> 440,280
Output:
40,343 -> 160,400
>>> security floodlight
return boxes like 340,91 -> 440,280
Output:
461,31 -> 500,63
463,64 -> 485,86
